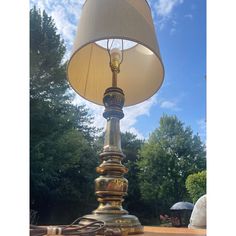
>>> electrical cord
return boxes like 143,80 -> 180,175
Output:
30,217 -> 105,236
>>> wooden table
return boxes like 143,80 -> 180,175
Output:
38,226 -> 206,236
143,226 -> 206,236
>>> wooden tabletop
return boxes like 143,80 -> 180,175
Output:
143,226 -> 206,236
37,226 -> 206,236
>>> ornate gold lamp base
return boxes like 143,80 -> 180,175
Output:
80,87 -> 143,234
81,214 -> 143,235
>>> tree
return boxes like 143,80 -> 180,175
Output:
121,133 -> 144,210
30,7 -> 98,224
30,6 -> 67,102
121,132 -> 144,164
120,132 -> 155,225
186,170 -> 206,203
137,115 -> 206,218
30,128 -> 99,224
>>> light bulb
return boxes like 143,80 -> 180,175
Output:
110,48 -> 122,68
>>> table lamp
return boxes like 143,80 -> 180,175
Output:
67,0 -> 164,234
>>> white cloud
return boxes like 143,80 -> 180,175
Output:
160,101 -> 176,109
159,99 -> 181,111
77,0 -> 86,4
30,0 -> 84,59
155,0 -> 183,17
152,0 -> 184,31
122,95 -> 157,133
125,127 -> 145,140
50,5 -> 77,43
73,93 -> 158,139
73,94 -> 105,131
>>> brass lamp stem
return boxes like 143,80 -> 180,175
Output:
95,85 -> 127,213
80,70 -> 143,234
110,60 -> 120,88
112,70 -> 117,88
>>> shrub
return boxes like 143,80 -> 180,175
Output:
186,171 -> 206,203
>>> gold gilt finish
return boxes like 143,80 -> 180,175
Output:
80,69 -> 143,234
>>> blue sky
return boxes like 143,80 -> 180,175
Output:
30,0 -> 206,142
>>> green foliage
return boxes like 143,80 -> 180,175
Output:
186,171 -> 206,203
30,7 -> 98,224
30,6 -> 67,102
137,115 -> 206,217
120,133 -> 155,224
121,132 -> 144,164
121,133 -> 144,208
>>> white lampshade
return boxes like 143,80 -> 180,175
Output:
67,0 -> 164,106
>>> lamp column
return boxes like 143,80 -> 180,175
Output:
95,86 -> 128,215
81,70 -> 143,234
94,52 -> 128,216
